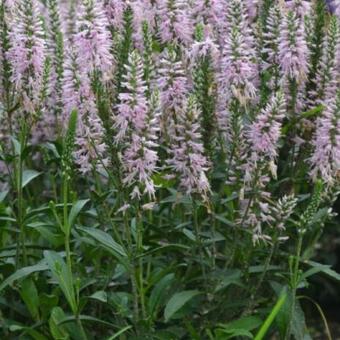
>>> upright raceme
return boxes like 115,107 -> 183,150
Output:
62,47 -> 107,174
310,91 -> 340,184
75,0 -> 114,81
279,9 -> 309,113
46,0 -> 64,119
247,92 -> 286,166
240,92 -> 286,240
313,16 -> 340,102
168,95 -> 211,201
115,51 -> 159,200
157,49 -> 189,141
262,4 -> 282,91
219,0 -> 257,106
7,0 -> 47,117
156,0 -> 193,46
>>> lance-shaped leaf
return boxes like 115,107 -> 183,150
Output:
44,251 -> 77,314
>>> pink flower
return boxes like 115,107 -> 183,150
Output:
310,92 -> 340,184
286,0 -> 311,17
7,0 -> 46,115
219,0 -> 257,106
115,51 -> 148,143
313,16 -> 340,103
115,51 -> 159,199
156,0 -> 193,45
168,95 -> 211,200
75,0 -> 114,81
62,47 -> 107,173
74,109 -> 107,174
104,0 -> 127,31
247,92 -> 285,162
262,5 -> 282,90
131,0 -> 156,49
245,0 -> 259,21
187,27 -> 220,70
279,11 -> 308,82
157,49 -> 190,139
279,10 -> 309,112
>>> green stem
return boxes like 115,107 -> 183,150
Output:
16,123 -> 27,267
193,200 -> 207,286
131,265 -> 140,324
285,232 -> 303,340
76,314 -> 88,340
136,204 -> 146,320
63,175 -> 72,273
244,237 -> 278,315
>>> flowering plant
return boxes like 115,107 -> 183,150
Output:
0,0 -> 340,338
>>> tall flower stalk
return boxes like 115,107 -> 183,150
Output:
310,90 -> 340,185
158,48 -> 189,145
241,92 -> 286,241
312,16 -> 340,102
6,0 -> 47,266
7,0 -> 47,121
168,95 -> 210,201
190,23 -> 219,158
115,51 -> 160,323
279,9 -> 309,114
75,0 -> 114,82
156,0 -> 193,46
219,0 -> 257,108
46,0 -> 65,133
115,51 -> 159,200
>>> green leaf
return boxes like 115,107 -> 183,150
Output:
302,261 -> 340,281
214,269 -> 243,292
0,190 -> 8,202
11,137 -> 21,156
49,307 -> 70,340
271,283 -> 291,338
44,142 -> 61,159
213,214 -> 235,227
148,273 -> 175,317
0,260 -> 48,293
20,278 -> 40,320
281,105 -> 323,135
44,251 -> 77,314
58,315 -> 117,329
22,170 -> 42,188
78,227 -> 127,259
300,105 -> 324,119
106,326 -> 132,340
290,300 -> 309,340
254,289 -> 287,340
9,324 -> 49,340
164,290 -> 201,322
68,199 -> 89,228
216,328 -> 254,339
40,293 -> 58,320
218,316 -> 262,333
27,222 -> 64,247
89,291 -> 108,303
248,265 -> 280,273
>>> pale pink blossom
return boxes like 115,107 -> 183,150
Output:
75,0 -> 114,81
115,51 -> 159,199
156,0 -> 193,45
7,0 -> 46,115
168,96 -> 210,200
310,92 -> 340,184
